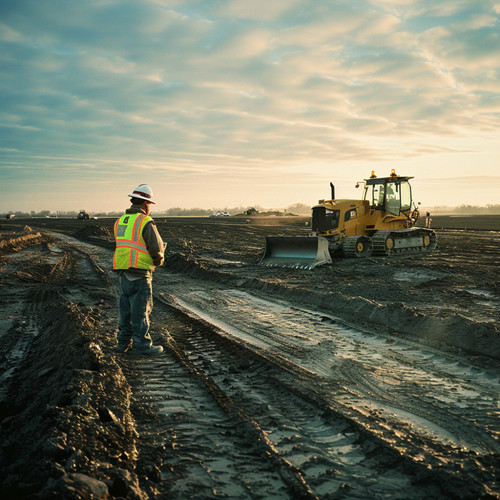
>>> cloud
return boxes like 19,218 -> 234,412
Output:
208,28 -> 273,59
217,0 -> 303,21
0,0 -> 499,212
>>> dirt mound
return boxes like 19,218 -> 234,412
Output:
74,225 -> 113,240
0,298 -> 146,499
0,228 -> 51,256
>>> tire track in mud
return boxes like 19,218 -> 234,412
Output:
142,361 -> 264,498
336,358 -> 498,454
0,242 -> 66,404
132,341 -> 313,499
162,284 -> 499,451
0,297 -> 40,402
45,235 -> 116,289
134,295 -> 476,499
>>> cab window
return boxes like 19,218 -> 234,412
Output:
400,181 -> 412,211
385,182 -> 400,215
364,183 -> 385,208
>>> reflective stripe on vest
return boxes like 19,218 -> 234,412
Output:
113,213 -> 154,270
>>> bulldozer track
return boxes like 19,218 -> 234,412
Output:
372,229 -> 437,256
341,235 -> 372,258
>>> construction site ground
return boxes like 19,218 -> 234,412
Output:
0,216 -> 498,499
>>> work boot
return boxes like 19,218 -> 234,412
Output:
114,341 -> 131,353
132,344 -> 164,355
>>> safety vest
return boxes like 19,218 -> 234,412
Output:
113,213 -> 154,270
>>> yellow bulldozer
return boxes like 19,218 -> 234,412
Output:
260,170 -> 437,269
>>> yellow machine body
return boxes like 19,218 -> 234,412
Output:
260,170 -> 437,269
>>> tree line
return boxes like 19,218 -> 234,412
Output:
3,203 -> 312,218
426,204 -> 500,215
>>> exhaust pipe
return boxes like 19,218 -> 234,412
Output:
330,182 -> 335,200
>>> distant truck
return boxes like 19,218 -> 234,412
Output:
5,214 -> 15,219
77,210 -> 91,220
210,210 -> 229,217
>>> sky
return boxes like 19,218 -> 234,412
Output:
1,0 -> 499,213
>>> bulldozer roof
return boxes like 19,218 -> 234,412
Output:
365,175 -> 413,185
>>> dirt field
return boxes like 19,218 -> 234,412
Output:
0,216 -> 498,499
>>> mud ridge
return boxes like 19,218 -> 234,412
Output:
0,231 -> 53,255
0,295 -> 150,499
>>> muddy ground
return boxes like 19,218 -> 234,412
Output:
0,216 -> 498,499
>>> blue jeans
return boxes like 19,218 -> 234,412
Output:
118,274 -> 153,349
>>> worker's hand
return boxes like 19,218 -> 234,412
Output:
153,255 -> 164,267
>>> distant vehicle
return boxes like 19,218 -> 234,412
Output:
245,208 -> 259,215
5,214 -> 15,219
77,210 -> 91,220
210,210 -> 229,217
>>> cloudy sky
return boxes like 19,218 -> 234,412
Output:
1,0 -> 499,213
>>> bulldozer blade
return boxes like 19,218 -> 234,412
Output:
260,236 -> 332,270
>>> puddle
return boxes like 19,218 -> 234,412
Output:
200,256 -> 243,265
393,269 -> 445,282
0,319 -> 39,400
465,289 -> 495,298
362,400 -> 475,449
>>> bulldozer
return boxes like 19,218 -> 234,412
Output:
77,210 -> 91,220
260,170 -> 437,269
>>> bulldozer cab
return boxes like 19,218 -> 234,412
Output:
363,173 -> 413,216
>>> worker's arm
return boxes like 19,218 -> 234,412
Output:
142,220 -> 165,267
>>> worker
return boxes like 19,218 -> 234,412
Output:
113,184 -> 165,354
425,212 -> 432,229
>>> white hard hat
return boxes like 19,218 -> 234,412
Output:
128,184 -> 156,204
